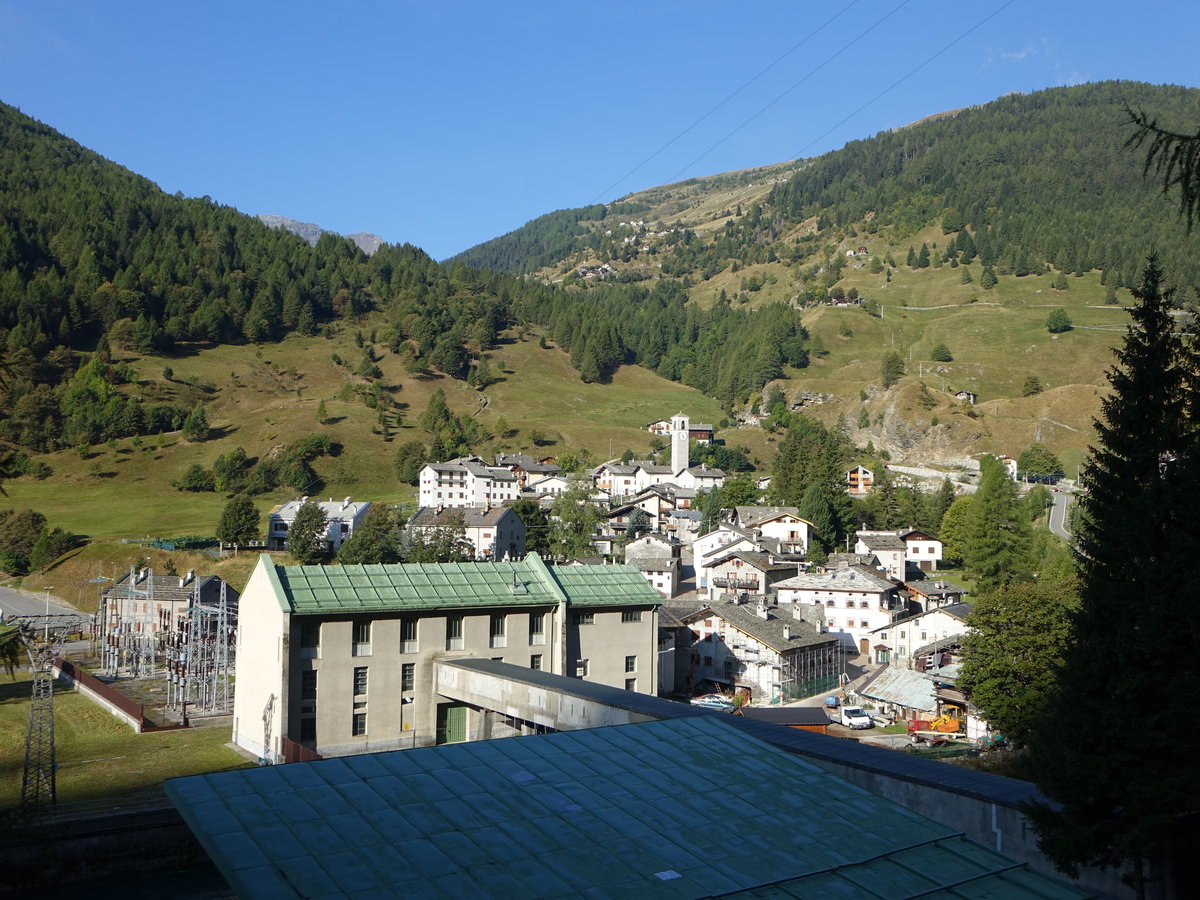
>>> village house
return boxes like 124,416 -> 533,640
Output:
523,472 -> 572,499
899,528 -> 944,572
906,577 -> 968,612
846,464 -> 875,495
701,550 -> 797,603
407,506 -> 527,561
682,597 -> 840,703
775,564 -> 902,655
854,531 -> 909,580
624,533 -> 682,598
267,497 -> 372,554
418,457 -> 520,508
868,602 -> 973,668
232,553 -> 662,761
493,453 -> 562,490
729,506 -> 813,556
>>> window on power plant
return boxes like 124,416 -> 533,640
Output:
401,617 -> 418,653
490,614 -> 506,649
622,610 -> 642,623
529,613 -> 545,646
353,621 -> 372,657
353,666 -> 368,696
401,663 -> 415,692
446,615 -> 464,651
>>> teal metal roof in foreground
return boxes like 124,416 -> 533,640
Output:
273,553 -> 662,615
165,717 -> 1092,900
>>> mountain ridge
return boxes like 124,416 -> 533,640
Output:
257,214 -> 383,255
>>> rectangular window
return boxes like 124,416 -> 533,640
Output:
576,659 -> 589,678
401,617 -> 418,654
353,666 -> 368,696
300,621 -> 319,649
490,614 -> 506,648
625,655 -> 637,673
530,654 -> 543,671
301,670 -> 317,701
353,621 -> 372,657
299,717 -> 316,741
446,615 -> 464,651
352,711 -> 367,737
621,610 -> 642,623
401,662 -> 415,692
529,613 -> 545,645
625,678 -> 637,691
576,612 -> 595,626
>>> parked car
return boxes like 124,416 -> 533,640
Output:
690,694 -> 736,712
838,706 -> 874,729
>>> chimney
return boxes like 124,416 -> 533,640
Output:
343,496 -> 352,509
756,597 -> 770,620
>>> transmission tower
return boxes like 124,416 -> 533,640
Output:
9,613 -> 88,812
165,581 -> 235,717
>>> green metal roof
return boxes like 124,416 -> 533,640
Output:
270,553 -> 662,616
166,717 -> 1093,899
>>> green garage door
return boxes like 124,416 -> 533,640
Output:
436,703 -> 467,744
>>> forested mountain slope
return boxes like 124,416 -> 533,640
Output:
451,81 -> 1200,298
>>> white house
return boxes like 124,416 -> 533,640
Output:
525,473 -> 572,498
854,531 -> 909,580
775,565 -> 902,655
730,506 -> 813,556
681,597 -> 840,703
418,457 -> 519,508
625,533 -> 681,598
701,550 -> 797,603
407,506 -> 527,561
899,528 -> 943,572
868,602 -> 973,667
267,497 -> 371,553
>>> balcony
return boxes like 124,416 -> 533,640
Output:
712,576 -> 760,591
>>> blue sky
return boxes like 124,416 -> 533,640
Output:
1,1 -> 1196,260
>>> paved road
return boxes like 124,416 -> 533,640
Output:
0,584 -> 78,619
1048,489 -> 1073,542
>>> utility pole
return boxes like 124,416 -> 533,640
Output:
10,613 -> 88,812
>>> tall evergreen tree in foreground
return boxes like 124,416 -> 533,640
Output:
1024,258 -> 1200,894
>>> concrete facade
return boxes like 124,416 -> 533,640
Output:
232,554 -> 662,762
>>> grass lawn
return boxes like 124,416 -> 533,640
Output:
0,669 -> 250,817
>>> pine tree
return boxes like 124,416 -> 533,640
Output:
316,399 -> 328,424
881,351 -> 905,388
797,482 -> 835,552
959,576 -> 1077,747
1024,258 -> 1200,887
965,455 -> 1031,592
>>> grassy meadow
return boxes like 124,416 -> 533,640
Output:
0,669 -> 250,816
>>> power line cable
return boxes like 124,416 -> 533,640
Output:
791,0 -> 1019,160
588,0 -> 863,205
661,0 -> 911,186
